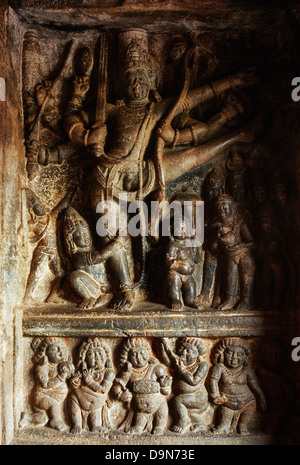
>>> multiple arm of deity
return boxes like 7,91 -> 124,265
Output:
157,67 -> 257,148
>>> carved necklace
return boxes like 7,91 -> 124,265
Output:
117,100 -> 148,118
183,361 -> 198,373
223,365 -> 244,377
131,363 -> 150,374
91,365 -> 105,380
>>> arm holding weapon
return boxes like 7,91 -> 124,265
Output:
25,41 -> 76,180
65,34 -> 108,157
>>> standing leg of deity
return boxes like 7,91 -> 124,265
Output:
167,272 -> 184,311
99,233 -> 136,311
237,253 -> 255,310
182,276 -> 197,309
217,258 -> 239,311
92,188 -> 136,311
198,251 -> 218,306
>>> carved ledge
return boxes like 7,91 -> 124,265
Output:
21,302 -> 291,338
11,427 -> 277,445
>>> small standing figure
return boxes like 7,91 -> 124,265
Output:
166,218 -> 200,311
23,189 -> 75,305
199,166 -> 225,307
210,338 -> 267,435
211,194 -> 255,310
161,337 -> 210,434
111,337 -> 172,435
19,337 -> 74,432
68,338 -> 115,435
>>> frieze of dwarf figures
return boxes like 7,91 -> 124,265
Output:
18,336 -> 276,436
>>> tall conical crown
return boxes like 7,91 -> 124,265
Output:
118,29 -> 150,74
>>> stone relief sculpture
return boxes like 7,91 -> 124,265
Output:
18,336 -> 272,437
211,194 -> 256,311
161,337 -> 210,434
198,166 -> 225,307
165,217 -> 200,311
19,337 -> 74,432
68,338 -> 115,434
210,338 -> 267,436
22,27 -> 261,311
111,337 -> 172,435
16,18 -> 298,444
23,189 -> 74,305
63,206 -> 124,309
226,147 -> 250,218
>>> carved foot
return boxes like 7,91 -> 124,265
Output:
128,426 -> 144,435
19,412 -> 29,429
111,289 -> 136,311
171,420 -> 191,434
197,294 -> 211,307
70,425 -> 83,435
186,300 -> 202,310
152,427 -> 164,436
236,298 -> 252,311
237,424 -> 251,436
49,419 -> 68,432
91,425 -> 108,434
170,300 -> 184,311
212,425 -> 230,436
191,423 -> 209,433
211,296 -> 221,307
77,297 -> 98,310
19,411 -> 47,428
216,297 -> 238,311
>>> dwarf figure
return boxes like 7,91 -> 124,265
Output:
111,337 -> 172,435
211,194 -> 255,310
161,337 -> 210,434
68,338 -> 115,434
19,337 -> 74,431
210,338 -> 267,435
166,215 -> 201,311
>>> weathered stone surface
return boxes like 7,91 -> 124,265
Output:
22,303 -> 290,338
1,0 -> 300,446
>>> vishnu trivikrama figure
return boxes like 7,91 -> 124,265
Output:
29,30 -> 260,311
